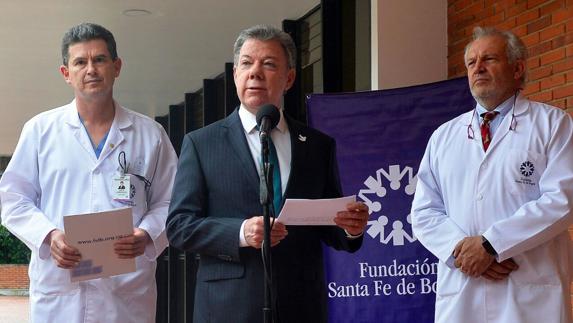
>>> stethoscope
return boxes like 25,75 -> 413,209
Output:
467,91 -> 519,140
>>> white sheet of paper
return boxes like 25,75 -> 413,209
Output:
276,195 -> 356,225
63,207 -> 135,282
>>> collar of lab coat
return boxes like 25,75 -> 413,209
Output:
460,93 -> 529,128
64,99 -> 132,163
64,99 -> 133,130
458,94 -> 530,153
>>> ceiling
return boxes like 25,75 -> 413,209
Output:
0,0 -> 319,154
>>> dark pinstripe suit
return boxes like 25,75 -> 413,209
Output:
167,109 -> 362,323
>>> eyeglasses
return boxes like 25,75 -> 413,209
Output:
467,92 -> 518,140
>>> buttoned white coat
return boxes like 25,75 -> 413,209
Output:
0,100 -> 178,323
411,95 -> 573,323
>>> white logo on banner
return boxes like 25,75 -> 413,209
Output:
327,164 -> 438,300
359,165 -> 417,246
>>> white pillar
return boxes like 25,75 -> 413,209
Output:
371,0 -> 447,90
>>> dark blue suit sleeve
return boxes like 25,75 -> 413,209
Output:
166,134 -> 243,262
317,138 -> 364,252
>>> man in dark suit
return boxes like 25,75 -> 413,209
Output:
167,24 -> 369,323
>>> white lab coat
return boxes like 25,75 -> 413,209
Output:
411,95 -> 573,323
0,100 -> 178,323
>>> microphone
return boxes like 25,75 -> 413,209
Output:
256,104 -> 280,141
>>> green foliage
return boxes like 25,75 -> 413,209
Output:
0,225 -> 31,264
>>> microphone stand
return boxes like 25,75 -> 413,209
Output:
259,134 -> 275,323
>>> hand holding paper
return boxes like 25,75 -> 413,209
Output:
63,207 -> 135,282
244,216 -> 288,249
333,201 -> 370,236
48,229 -> 81,269
276,196 -> 368,233
114,228 -> 151,259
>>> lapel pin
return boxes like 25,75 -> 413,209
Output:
298,134 -> 307,142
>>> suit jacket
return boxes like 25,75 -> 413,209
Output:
167,109 -> 362,323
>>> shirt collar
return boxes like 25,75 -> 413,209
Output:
476,94 -> 516,119
238,104 -> 288,134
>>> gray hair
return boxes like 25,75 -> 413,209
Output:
233,24 -> 296,69
465,26 -> 527,85
61,23 -> 118,66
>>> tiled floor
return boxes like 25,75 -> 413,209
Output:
0,296 -> 29,323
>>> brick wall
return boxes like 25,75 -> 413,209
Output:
0,264 -> 29,290
448,0 -> 573,313
448,0 -> 573,112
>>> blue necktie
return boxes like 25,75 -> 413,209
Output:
268,137 -> 282,215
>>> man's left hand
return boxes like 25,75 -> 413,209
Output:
333,201 -> 369,236
482,258 -> 518,281
114,228 -> 151,259
453,236 -> 494,277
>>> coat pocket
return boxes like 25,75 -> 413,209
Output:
197,257 -> 245,282
435,262 -> 465,298
509,244 -> 561,286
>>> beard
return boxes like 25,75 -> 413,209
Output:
471,85 -> 495,101
469,80 -> 511,109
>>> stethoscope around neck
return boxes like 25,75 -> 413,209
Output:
467,91 -> 519,140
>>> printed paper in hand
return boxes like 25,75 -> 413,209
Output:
277,195 -> 356,225
63,207 -> 135,282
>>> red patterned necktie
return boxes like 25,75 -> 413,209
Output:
480,111 -> 499,151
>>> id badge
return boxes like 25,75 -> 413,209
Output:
112,174 -> 131,201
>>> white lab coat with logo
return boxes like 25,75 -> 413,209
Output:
411,96 -> 573,323
0,100 -> 178,323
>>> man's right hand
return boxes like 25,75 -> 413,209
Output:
48,229 -> 81,268
243,216 -> 288,249
481,258 -> 519,281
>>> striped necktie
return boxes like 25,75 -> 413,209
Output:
257,125 -> 283,215
480,111 -> 499,151
268,137 -> 282,215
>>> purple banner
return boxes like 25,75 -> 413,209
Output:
307,77 -> 475,323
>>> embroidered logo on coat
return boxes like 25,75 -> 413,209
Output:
519,161 -> 534,177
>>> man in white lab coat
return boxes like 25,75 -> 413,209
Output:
411,26 -> 573,323
0,23 -> 177,322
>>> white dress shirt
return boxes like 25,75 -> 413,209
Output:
238,105 -> 291,246
476,93 -> 516,137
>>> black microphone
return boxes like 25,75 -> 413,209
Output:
256,104 -> 280,141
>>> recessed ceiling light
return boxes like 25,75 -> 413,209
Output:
122,9 -> 152,17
